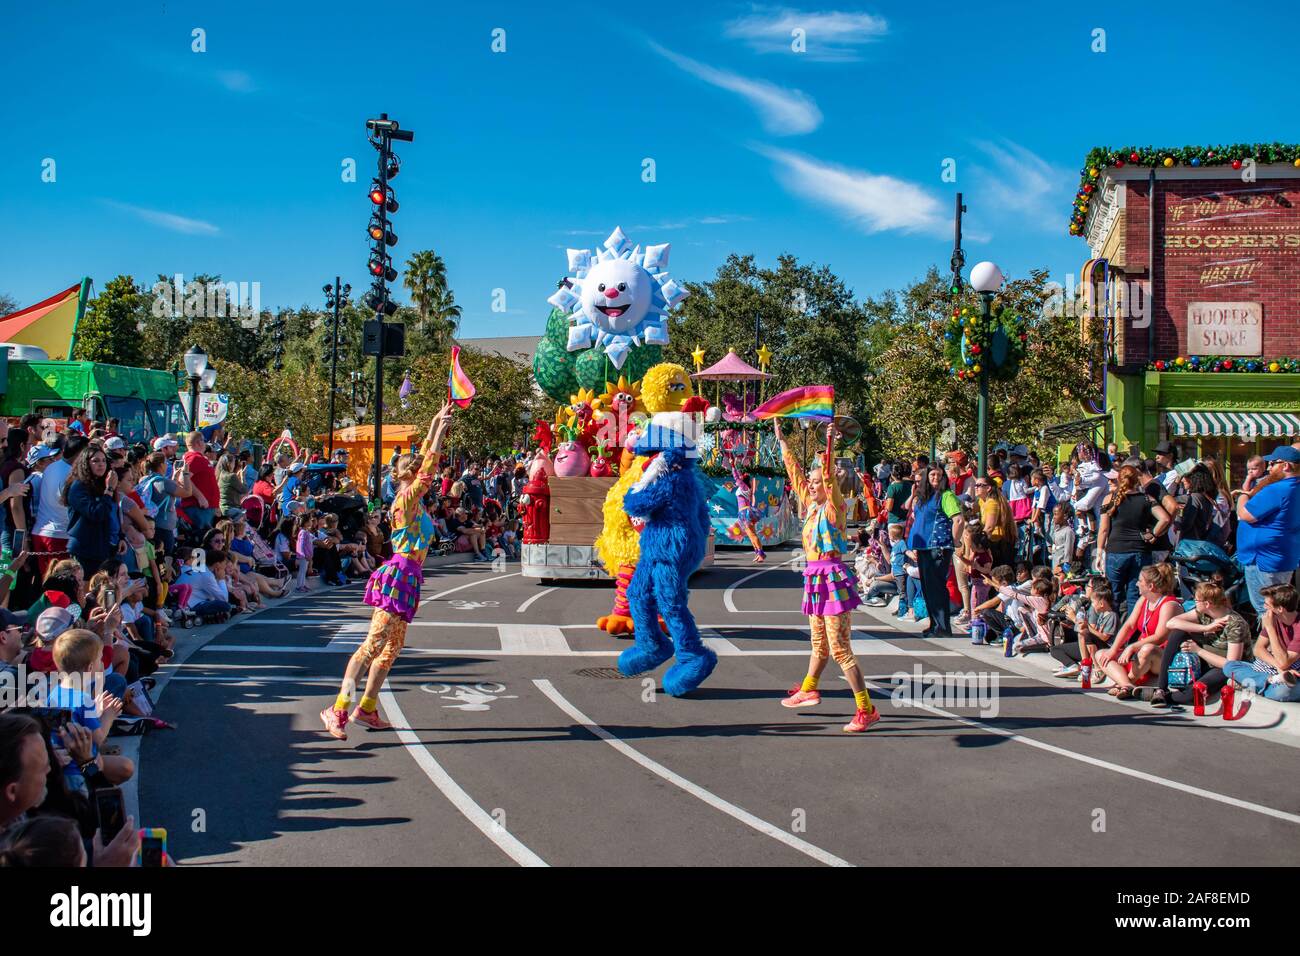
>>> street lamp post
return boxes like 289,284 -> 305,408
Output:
323,278 -> 352,458
182,345 -> 209,432
969,261 -> 1005,479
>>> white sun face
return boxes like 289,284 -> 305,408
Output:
580,258 -> 650,335
546,226 -> 688,369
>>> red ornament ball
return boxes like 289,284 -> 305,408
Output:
971,344 -> 981,354
1223,359 -> 1234,370
1115,159 -> 1125,168
1129,151 -> 1140,163
1232,159 -> 1243,170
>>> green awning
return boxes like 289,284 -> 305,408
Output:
1166,410 -> 1300,438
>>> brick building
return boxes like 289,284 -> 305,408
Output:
1074,150 -> 1300,478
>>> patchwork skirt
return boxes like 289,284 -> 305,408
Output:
801,557 -> 862,617
364,553 -> 424,623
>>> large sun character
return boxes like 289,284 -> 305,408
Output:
546,226 -> 687,369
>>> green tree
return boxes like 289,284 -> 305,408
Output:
403,250 -> 460,352
869,267 -> 1100,459
666,253 -> 878,421
0,292 -> 18,317
74,275 -> 147,365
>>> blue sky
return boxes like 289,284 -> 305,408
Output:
2,1 -> 1297,338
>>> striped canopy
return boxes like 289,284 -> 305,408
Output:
1166,410 -> 1300,438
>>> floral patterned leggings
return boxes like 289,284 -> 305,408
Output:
354,608 -> 409,671
809,612 -> 857,670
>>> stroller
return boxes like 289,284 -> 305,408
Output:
1169,538 -> 1256,631
316,493 -> 368,537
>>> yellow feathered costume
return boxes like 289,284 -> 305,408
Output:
593,363 -> 694,634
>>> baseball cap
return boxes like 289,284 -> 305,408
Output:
0,607 -> 22,629
25,444 -> 58,466
1263,445 -> 1300,464
152,434 -> 179,451
35,606 -> 75,641
104,436 -> 128,451
289,461 -> 305,473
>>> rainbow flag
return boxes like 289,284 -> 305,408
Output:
0,279 -> 89,359
447,345 -> 476,408
751,384 -> 834,421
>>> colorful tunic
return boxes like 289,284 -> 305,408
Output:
364,439 -> 437,623
782,445 -> 861,617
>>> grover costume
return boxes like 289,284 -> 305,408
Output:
617,400 -> 715,696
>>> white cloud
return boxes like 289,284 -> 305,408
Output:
216,69 -> 256,93
969,140 -> 1071,232
725,7 -> 888,62
649,41 -> 821,135
104,201 -> 220,236
754,145 -> 946,236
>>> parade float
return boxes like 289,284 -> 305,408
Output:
689,348 -> 797,549
521,227 -> 715,582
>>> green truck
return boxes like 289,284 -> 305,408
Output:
0,349 -> 188,444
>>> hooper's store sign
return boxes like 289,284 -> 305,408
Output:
1186,302 -> 1262,356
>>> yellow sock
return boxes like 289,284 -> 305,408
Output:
359,695 -> 379,713
801,674 -> 819,693
853,689 -> 873,712
334,692 -> 352,711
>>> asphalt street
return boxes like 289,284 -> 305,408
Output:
140,552 -> 1300,867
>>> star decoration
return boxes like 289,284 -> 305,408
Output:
756,344 -> 773,368
692,344 -> 706,369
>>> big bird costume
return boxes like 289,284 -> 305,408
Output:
593,363 -> 694,635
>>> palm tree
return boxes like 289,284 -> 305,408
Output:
403,250 -> 461,348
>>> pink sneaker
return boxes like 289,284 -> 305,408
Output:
843,707 -> 881,733
350,706 -> 392,731
781,684 -> 822,708
320,707 -> 348,740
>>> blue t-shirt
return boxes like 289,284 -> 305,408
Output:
47,684 -> 101,782
280,475 -> 301,507
890,539 -> 906,576
1237,477 -> 1300,572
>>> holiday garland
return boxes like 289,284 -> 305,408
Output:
1149,355 -> 1300,374
1068,143 -> 1300,235
943,302 -> 1027,381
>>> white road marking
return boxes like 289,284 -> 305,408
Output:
426,572 -> 522,603
700,628 -> 743,656
534,679 -> 852,867
200,643 -> 958,658
498,624 -> 572,656
863,679 -> 1300,827
325,620 -> 371,652
378,685 -> 549,867
723,557 -> 799,613
516,587 -> 557,614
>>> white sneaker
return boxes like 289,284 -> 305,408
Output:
1053,664 -> 1080,678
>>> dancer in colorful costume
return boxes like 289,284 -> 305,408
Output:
776,419 -> 880,733
730,462 -> 766,562
321,402 -> 455,739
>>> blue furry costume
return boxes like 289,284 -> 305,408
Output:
617,445 -> 716,695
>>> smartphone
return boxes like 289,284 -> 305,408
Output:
9,529 -> 23,554
100,588 -> 117,611
138,828 -> 167,867
95,787 -> 126,842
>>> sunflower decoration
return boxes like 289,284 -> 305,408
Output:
943,301 -> 1028,382
563,386 -> 602,430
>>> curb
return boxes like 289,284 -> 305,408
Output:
854,599 -> 1300,751
118,551 -> 486,828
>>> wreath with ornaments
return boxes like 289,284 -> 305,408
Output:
1068,142 -> 1300,235
943,302 -> 1028,382
1150,355 -> 1300,374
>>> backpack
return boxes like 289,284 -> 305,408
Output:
136,473 -> 170,519
1167,650 -> 1201,689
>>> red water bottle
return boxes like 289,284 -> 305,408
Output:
1192,680 -> 1208,717
1080,657 -> 1092,689
1221,681 -> 1245,721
